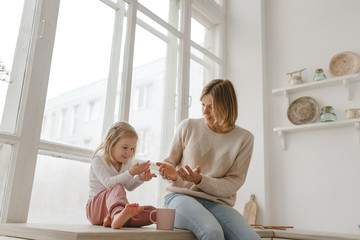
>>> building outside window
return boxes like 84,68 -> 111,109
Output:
58,108 -> 67,138
86,100 -> 100,122
69,105 -> 79,136
134,84 -> 151,110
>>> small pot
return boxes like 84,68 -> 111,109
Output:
288,76 -> 303,85
345,108 -> 360,119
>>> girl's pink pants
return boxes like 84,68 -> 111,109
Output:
86,183 -> 155,227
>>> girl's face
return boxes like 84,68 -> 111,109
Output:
201,94 -> 215,126
110,136 -> 137,163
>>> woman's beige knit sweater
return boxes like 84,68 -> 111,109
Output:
163,118 -> 254,207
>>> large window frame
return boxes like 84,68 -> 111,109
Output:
0,0 -> 225,223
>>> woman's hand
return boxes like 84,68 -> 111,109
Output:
176,165 -> 202,184
156,162 -> 178,181
129,160 -> 150,176
139,169 -> 157,181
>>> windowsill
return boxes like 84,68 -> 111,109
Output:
1,223 -> 359,240
0,223 -> 273,240
0,224 -> 197,240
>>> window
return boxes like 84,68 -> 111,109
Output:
133,84 -> 151,110
69,105 -> 79,136
0,0 -> 225,224
27,155 -> 89,224
188,5 -> 224,118
86,100 -> 100,122
50,112 -> 56,138
58,108 -> 67,138
0,1 -> 23,124
136,128 -> 150,157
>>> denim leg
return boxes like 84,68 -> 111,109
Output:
204,200 -> 261,240
165,193 -> 225,240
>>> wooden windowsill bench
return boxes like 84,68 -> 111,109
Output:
0,223 -> 359,240
0,223 -> 273,240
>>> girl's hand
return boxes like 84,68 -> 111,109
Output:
129,160 -> 150,176
156,162 -> 178,181
176,165 -> 202,184
139,169 -> 157,181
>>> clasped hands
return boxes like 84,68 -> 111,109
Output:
129,160 -> 157,181
156,162 -> 202,185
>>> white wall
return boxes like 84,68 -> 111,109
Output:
227,0 -> 360,235
226,0 -> 269,225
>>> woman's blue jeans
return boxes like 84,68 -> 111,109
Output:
164,193 -> 261,240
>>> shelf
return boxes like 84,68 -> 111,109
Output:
274,119 -> 360,150
272,73 -> 360,105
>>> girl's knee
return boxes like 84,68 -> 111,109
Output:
108,184 -> 127,198
143,205 -> 156,211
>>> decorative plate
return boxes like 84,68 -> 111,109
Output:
329,51 -> 360,77
287,97 -> 320,125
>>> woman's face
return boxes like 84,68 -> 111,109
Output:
110,136 -> 137,163
201,94 -> 215,126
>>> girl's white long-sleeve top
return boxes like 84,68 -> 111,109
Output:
163,118 -> 254,207
88,154 -> 143,203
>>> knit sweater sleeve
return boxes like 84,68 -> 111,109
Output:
196,133 -> 254,197
91,156 -> 143,191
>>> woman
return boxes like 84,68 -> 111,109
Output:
156,79 -> 260,240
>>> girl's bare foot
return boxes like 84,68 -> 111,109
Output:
103,214 -> 112,227
111,203 -> 144,229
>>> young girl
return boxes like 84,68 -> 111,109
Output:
86,121 -> 157,229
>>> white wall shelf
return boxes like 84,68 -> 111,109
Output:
274,119 -> 360,150
272,73 -> 360,150
272,73 -> 360,105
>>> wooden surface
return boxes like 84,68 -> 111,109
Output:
0,237 -> 29,240
243,194 -> 258,224
2,223 -> 358,240
0,223 -> 274,240
0,224 -> 196,240
273,229 -> 360,240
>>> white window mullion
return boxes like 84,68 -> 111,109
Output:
192,0 -> 224,24
220,1 -> 226,77
98,0 -> 120,10
137,3 -> 183,39
190,53 -> 211,69
2,0 -> 60,223
118,0 -> 137,122
136,17 -> 168,43
38,140 -> 92,163
0,132 -> 20,145
190,40 -> 222,64
219,20 -> 226,77
102,0 -> 125,134
176,0 -> 191,125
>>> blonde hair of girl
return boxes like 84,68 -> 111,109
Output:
200,79 -> 238,132
92,122 -> 138,166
